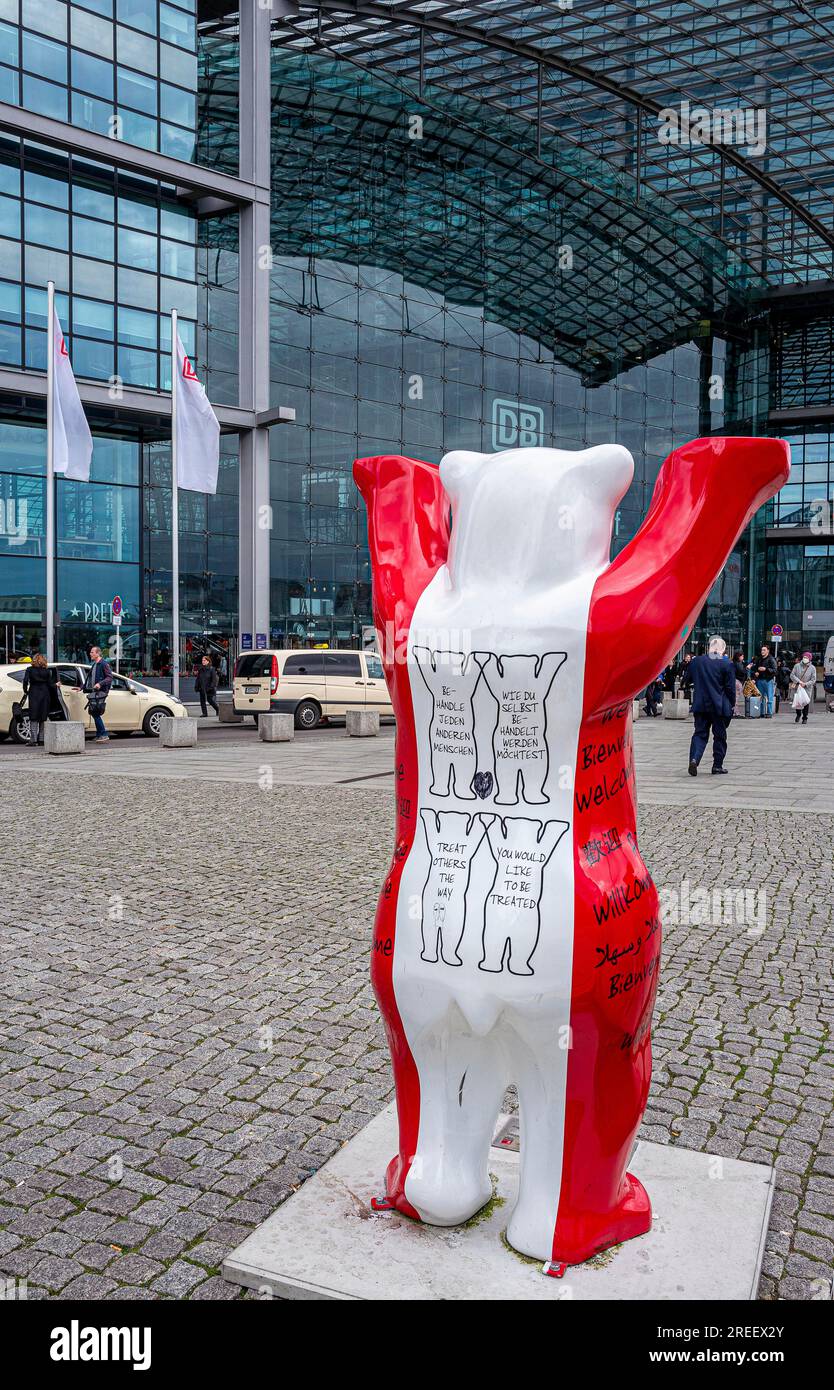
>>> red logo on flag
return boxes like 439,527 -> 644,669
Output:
182,355 -> 199,381
59,336 -> 69,358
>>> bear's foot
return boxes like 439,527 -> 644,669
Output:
507,1170 -> 651,1265
379,1152 -> 493,1227
405,1164 -> 493,1227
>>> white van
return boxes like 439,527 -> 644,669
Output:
233,648 -> 393,729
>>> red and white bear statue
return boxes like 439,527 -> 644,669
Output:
354,435 -> 789,1268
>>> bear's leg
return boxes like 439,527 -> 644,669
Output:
479,919 -> 510,974
494,764 -> 520,806
503,1015 -> 570,1261
428,748 -> 453,798
405,1015 -> 508,1226
518,759 -> 549,805
505,909 -> 540,976
480,911 -> 539,976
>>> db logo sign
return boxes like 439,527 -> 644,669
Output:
491,398 -> 545,449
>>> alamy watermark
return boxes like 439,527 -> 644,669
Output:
657,100 -> 767,157
657,878 -> 766,936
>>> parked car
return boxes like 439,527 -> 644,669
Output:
232,649 -> 393,729
0,663 -> 187,743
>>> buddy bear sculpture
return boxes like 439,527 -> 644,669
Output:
354,436 -> 789,1268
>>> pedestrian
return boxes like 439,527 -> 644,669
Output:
732,649 -> 747,718
84,644 -> 113,742
679,652 -> 694,703
752,644 -> 777,718
22,653 -> 55,746
789,651 -> 817,725
195,655 -> 219,717
776,659 -> 791,714
644,671 -> 664,717
687,636 -> 736,777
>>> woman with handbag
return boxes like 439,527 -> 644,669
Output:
790,652 -> 817,725
22,653 -> 55,746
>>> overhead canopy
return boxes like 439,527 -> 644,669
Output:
266,1 -> 834,287
198,2 -> 834,378
267,48 -> 761,382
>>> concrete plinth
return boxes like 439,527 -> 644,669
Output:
160,716 -> 197,747
218,700 -> 243,724
44,721 -> 85,755
259,713 -> 294,742
632,700 -> 645,719
223,1103 -> 774,1302
663,698 -> 691,719
346,710 -> 379,737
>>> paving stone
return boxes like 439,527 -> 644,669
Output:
109,1254 -> 165,1285
150,1260 -> 208,1297
59,1274 -> 119,1300
30,1256 -> 85,1291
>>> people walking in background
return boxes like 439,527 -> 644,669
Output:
22,653 -> 55,746
776,659 -> 791,714
687,636 -> 736,777
790,651 -> 817,725
195,655 -> 219,717
85,645 -> 113,743
732,650 -> 748,718
644,670 -> 665,717
752,644 -> 777,718
679,652 -> 694,703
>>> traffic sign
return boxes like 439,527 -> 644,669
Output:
255,633 -> 267,649
241,633 -> 252,650
112,595 -> 122,617
771,623 -> 783,637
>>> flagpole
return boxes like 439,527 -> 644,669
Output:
171,309 -> 179,700
45,280 -> 55,662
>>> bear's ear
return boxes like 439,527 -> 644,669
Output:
440,450 -> 485,501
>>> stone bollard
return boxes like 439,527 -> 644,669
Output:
44,720 -> 85,755
632,700 -> 644,720
217,699 -> 243,724
160,716 -> 197,747
258,712 -> 294,742
346,710 -> 380,737
663,698 -> 691,720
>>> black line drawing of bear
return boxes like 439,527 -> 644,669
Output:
412,647 -> 482,799
474,652 -> 567,806
419,808 -> 491,965
479,816 -> 570,975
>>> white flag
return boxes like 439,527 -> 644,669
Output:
52,308 -> 92,483
175,333 -> 220,494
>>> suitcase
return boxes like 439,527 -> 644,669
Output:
747,696 -> 761,718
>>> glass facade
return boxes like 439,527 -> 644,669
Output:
1,0 -> 204,163
0,415 -> 238,676
0,135 -> 238,395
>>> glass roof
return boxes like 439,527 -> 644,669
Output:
259,1 -> 834,287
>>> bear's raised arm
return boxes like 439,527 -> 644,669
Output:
585,435 -> 790,712
354,454 -> 451,669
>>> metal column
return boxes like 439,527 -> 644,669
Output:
237,0 -> 274,649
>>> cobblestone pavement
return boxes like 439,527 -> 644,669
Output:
0,759 -> 832,1301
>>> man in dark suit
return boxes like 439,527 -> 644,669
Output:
687,637 -> 736,776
